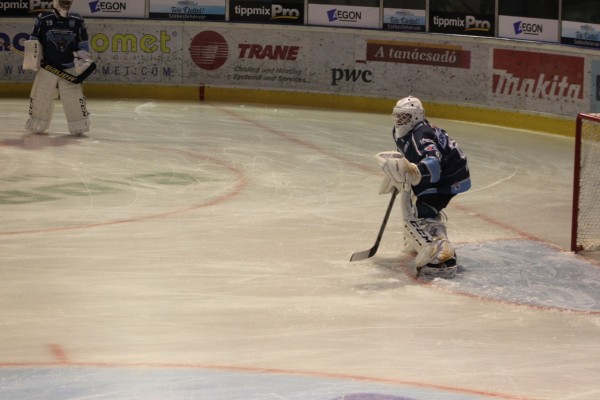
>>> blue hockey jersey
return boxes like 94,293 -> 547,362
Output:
393,120 -> 471,196
30,9 -> 89,68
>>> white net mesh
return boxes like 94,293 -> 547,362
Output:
575,113 -> 600,251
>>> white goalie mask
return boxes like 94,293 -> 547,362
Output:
53,0 -> 73,17
392,96 -> 425,137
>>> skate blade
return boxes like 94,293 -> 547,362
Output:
417,264 -> 457,280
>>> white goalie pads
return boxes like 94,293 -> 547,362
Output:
23,40 -> 42,71
399,189 -> 457,278
25,68 -> 59,134
58,73 -> 90,135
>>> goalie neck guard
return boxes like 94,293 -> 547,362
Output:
392,96 -> 425,138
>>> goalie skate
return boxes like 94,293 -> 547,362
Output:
415,238 -> 458,279
417,257 -> 457,280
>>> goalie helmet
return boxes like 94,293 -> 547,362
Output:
392,96 -> 425,137
53,0 -> 73,17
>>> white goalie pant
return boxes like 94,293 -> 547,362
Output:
26,68 -> 90,135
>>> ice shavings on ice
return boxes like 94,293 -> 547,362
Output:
432,240 -> 600,313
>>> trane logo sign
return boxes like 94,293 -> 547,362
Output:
238,44 -> 300,60
493,70 -> 581,100
233,4 -> 300,20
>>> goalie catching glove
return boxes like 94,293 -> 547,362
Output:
375,151 -> 421,194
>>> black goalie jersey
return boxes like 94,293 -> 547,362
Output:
393,120 -> 471,197
30,10 -> 89,68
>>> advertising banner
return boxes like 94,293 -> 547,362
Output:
591,60 -> 600,113
0,18 -> 592,116
149,0 -> 225,20
307,4 -> 379,29
0,0 -> 50,16
429,11 -> 494,37
0,0 -> 144,18
229,0 -> 304,24
0,20 -> 184,83
382,8 -> 425,32
561,21 -> 600,50
492,48 -> 584,115
180,25 -> 486,105
71,0 -> 146,19
498,16 -> 559,43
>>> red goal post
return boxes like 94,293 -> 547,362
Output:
571,113 -> 600,252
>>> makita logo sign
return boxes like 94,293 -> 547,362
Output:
493,49 -> 584,101
493,70 -> 581,100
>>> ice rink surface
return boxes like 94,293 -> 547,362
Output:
1,98 -> 599,400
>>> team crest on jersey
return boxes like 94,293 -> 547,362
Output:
434,128 -> 448,148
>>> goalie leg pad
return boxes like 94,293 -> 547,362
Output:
25,69 -> 59,134
403,216 -> 458,278
58,77 -> 90,136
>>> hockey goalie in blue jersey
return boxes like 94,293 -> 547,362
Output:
376,96 -> 471,279
22,0 -> 92,136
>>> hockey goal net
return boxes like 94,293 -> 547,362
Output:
572,113 -> 600,252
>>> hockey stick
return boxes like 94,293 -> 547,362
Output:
349,187 -> 398,262
1,41 -> 96,84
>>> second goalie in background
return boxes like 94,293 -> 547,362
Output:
376,96 -> 471,279
22,0 -> 92,136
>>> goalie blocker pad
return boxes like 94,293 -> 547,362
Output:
23,40 -> 41,71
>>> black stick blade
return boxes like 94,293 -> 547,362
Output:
349,188 -> 398,262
